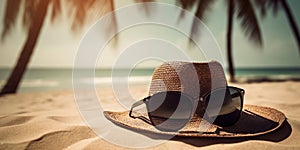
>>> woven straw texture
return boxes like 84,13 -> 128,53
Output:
149,61 -> 227,115
149,61 -> 227,98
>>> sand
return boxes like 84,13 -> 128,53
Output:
0,81 -> 300,149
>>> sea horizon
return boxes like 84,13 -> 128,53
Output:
0,67 -> 300,93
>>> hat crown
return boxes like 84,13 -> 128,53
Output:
149,61 -> 227,99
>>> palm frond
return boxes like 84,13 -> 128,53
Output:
252,0 -> 268,19
134,0 -> 155,16
267,0 -> 281,16
177,0 -> 197,10
66,0 -> 116,32
108,0 -> 118,45
190,0 -> 215,40
22,0 -> 36,31
50,0 -> 62,22
176,0 -> 215,46
2,0 -> 65,40
177,0 -> 197,18
235,0 -> 263,47
1,0 -> 22,40
67,0 -> 92,31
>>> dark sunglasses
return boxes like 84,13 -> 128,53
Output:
129,86 -> 245,132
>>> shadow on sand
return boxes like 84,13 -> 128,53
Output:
131,119 -> 292,147
171,120 -> 291,147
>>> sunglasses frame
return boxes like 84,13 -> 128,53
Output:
129,91 -> 197,126
129,86 -> 245,130
201,86 -> 245,126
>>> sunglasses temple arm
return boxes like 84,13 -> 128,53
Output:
236,87 -> 245,96
129,96 -> 151,118
231,89 -> 245,98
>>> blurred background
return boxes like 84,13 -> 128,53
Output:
0,0 -> 300,93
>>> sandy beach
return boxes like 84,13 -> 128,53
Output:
0,81 -> 300,149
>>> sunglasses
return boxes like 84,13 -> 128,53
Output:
129,86 -> 245,132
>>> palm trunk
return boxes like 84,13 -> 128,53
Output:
280,0 -> 300,55
0,0 -> 50,95
226,0 -> 235,82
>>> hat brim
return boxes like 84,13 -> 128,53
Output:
103,105 -> 286,138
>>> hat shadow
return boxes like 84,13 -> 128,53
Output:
171,119 -> 292,147
136,111 -> 292,147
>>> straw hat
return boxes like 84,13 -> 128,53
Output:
104,61 -> 286,137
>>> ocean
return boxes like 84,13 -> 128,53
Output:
0,68 -> 299,93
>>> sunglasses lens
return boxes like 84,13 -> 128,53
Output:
147,91 -> 193,132
205,87 -> 242,126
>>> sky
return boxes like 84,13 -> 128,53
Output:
0,0 -> 300,68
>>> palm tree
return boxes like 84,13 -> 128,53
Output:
0,0 -> 116,95
227,0 -> 263,82
177,0 -> 263,82
1,0 -> 51,95
254,0 -> 300,55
